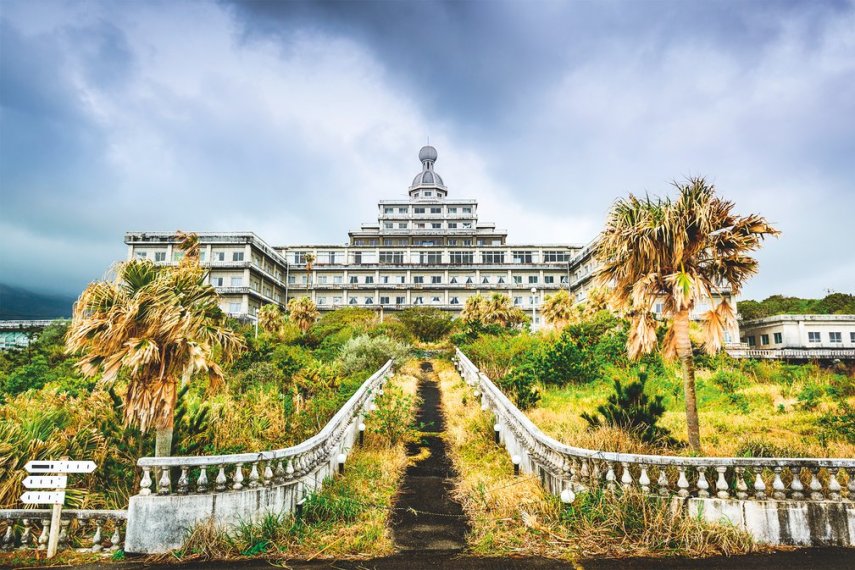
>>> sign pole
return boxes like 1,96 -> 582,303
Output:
46,500 -> 62,558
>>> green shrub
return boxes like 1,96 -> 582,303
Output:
536,330 -> 599,386
498,360 -> 541,410
368,383 -> 416,445
397,307 -> 454,342
817,402 -> 855,444
460,333 -> 539,380
337,335 -> 410,376
581,372 -> 672,444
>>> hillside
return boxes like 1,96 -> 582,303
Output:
738,293 -> 855,321
0,284 -> 76,319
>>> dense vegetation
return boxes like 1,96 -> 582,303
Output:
738,292 -> 855,321
0,308 -> 413,510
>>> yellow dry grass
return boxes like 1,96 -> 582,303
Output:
436,359 -> 756,559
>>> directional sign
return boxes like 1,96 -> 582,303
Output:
23,475 -> 67,489
24,460 -> 96,474
20,491 -> 65,505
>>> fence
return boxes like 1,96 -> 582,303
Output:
454,347 -> 855,546
0,509 -> 126,554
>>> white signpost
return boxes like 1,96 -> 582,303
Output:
20,460 -> 96,558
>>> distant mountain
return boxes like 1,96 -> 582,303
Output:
0,284 -> 76,319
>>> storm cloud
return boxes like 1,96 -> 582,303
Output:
1,0 -> 853,299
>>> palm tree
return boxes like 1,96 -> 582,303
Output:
66,233 -> 244,457
595,177 -> 779,452
304,253 -> 316,287
460,294 -> 489,324
258,304 -> 286,335
287,296 -> 320,333
485,293 -> 527,328
541,289 -> 580,330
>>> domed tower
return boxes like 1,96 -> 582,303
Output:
409,145 -> 448,199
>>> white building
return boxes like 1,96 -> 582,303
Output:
740,314 -> 855,350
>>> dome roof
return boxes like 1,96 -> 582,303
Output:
410,145 -> 446,191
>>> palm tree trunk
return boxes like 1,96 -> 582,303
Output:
674,308 -> 701,452
155,426 -> 173,457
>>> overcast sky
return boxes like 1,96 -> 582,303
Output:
1,0 -> 853,300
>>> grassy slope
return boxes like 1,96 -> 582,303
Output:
437,359 -> 754,559
529,362 -> 855,458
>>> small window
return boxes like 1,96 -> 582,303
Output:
431,276 -> 442,284
431,296 -> 441,304
761,334 -> 770,346
288,276 -> 296,284
448,222 -> 458,229
154,252 -> 166,262
317,297 -> 326,305
230,276 -> 242,286
774,332 -> 783,344
513,297 -> 522,306
432,223 -> 441,229
334,276 -> 343,284
808,332 -> 821,343
385,222 -> 393,229
379,296 -> 390,304
424,191 -> 432,197
349,297 -> 358,305
747,336 -> 756,346
450,276 -> 458,284
398,207 -> 407,214
333,296 -> 342,305
213,251 -> 225,262
413,296 -> 424,305
318,276 -> 328,284
513,276 -> 522,284
450,297 -> 460,305
384,207 -> 394,214
211,276 -> 224,287
544,276 -> 554,284
396,296 -> 405,304
851,332 -> 855,343
233,252 -> 244,262
414,276 -> 424,284
430,207 -> 441,214
365,297 -> 374,305
135,251 -> 147,259
228,302 -> 241,314
350,276 -> 358,284
528,275 -> 538,284
829,332 -> 842,343
463,207 -> 472,214
364,276 -> 374,284
414,207 -> 426,214
482,277 -> 490,284
448,207 -> 457,213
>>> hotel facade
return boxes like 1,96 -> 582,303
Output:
124,146 -> 735,332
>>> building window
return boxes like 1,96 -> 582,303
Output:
349,297 -> 358,305
465,276 -> 474,284
333,296 -> 342,305
829,332 -> 842,343
482,251 -> 505,264
228,302 -> 241,314
851,332 -> 855,343
154,252 -> 167,262
761,334 -> 770,345
497,276 -> 506,284
334,276 -> 343,284
318,297 -> 326,305
230,276 -> 243,286
513,297 -> 522,306
384,207 -> 394,214
212,251 -> 225,262
450,276 -> 458,284
528,275 -> 538,284
414,276 -> 424,284
512,251 -> 533,263
414,207 -> 426,214
380,251 -> 404,264
293,252 -> 306,264
462,222 -> 472,229
544,251 -> 569,263
365,276 -> 374,284
349,276 -> 358,284
398,207 -> 407,214
430,296 -> 440,304
747,336 -> 756,346
432,223 -> 442,229
318,276 -> 328,284
482,277 -> 490,284
233,252 -> 245,262
450,251 -> 474,264
560,276 -> 569,284
288,275 -> 296,284
384,222 -> 393,229
448,222 -> 458,229
808,332 -> 821,343
380,296 -> 390,304
135,251 -> 147,259
544,275 -> 554,284
431,207 -> 441,214
365,297 -> 374,305
773,332 -> 782,344
431,276 -> 442,284
463,207 -> 472,214
513,275 -> 522,284
211,276 -> 224,286
398,222 -> 408,229
424,191 -> 432,197
396,296 -> 405,304
413,296 -> 424,305
420,252 -> 442,264
450,296 -> 460,305
449,207 -> 457,213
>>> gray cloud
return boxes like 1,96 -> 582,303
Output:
1,0 -> 853,300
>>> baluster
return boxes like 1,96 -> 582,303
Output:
605,462 -> 617,491
772,467 -> 786,500
790,466 -> 805,500
734,467 -> 748,499
38,519 -> 49,550
2,519 -> 14,550
620,462 -> 633,490
828,469 -> 841,500
248,461 -> 260,489
157,466 -> 171,495
274,459 -> 286,484
715,466 -> 729,499
591,460 -> 602,485
177,466 -> 190,495
753,469 -> 767,499
580,459 -> 590,483
847,468 -> 855,500
139,467 -> 153,495
18,519 -> 32,550
197,466 -> 209,493
677,466 -> 689,498
570,459 -> 580,488
286,458 -> 295,479
638,465 -> 651,494
58,519 -> 70,548
109,525 -> 121,551
233,463 -> 245,490
215,464 -> 227,492
809,467 -> 823,500
657,466 -> 670,496
91,518 -> 103,552
264,461 -> 274,486
696,466 -> 710,498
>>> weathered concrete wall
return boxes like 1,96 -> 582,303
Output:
689,498 -> 855,546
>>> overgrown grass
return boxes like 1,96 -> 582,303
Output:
529,359 -> 855,458
171,370 -> 419,562
437,359 -> 756,559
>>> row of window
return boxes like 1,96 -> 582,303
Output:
314,295 -> 540,306
383,206 -> 473,215
293,250 -> 571,265
137,250 -> 247,263
747,331 -> 855,346
289,274 -> 568,285
383,221 -> 475,230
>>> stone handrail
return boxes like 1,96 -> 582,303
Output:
135,360 -> 393,496
455,348 -> 855,502
1,509 -> 126,553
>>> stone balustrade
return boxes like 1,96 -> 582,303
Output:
0,509 -> 126,553
124,360 -> 393,553
454,348 -> 855,546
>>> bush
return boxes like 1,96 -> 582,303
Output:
337,335 -> 410,376
397,307 -> 453,342
460,333 -> 540,380
536,330 -> 599,386
368,383 -> 416,445
498,359 -> 541,410
581,372 -> 672,444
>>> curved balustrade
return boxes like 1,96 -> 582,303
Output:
455,348 -> 855,503
0,510 -> 126,553
135,360 -> 393,496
